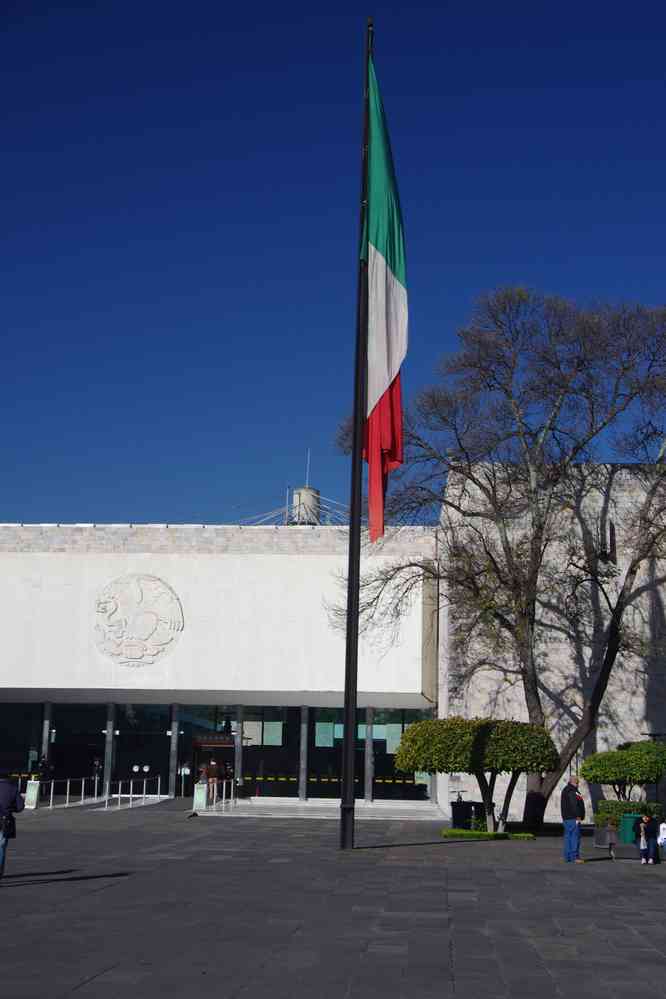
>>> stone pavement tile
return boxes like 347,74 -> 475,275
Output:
7,806 -> 666,998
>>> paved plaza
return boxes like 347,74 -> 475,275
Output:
2,799 -> 665,998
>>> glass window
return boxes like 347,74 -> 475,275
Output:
315,722 -> 334,747
263,721 -> 283,746
0,703 -> 43,774
243,720 -> 262,746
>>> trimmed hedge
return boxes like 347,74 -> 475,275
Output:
442,828 -> 509,840
396,716 -> 559,775
594,800 -> 663,826
441,828 -> 536,841
581,742 -> 666,800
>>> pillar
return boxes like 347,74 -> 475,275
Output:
41,702 -> 52,760
234,705 -> 244,784
299,705 -> 309,801
103,703 -> 115,791
168,704 -> 180,797
364,706 -> 374,802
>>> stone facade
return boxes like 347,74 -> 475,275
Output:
437,465 -> 666,822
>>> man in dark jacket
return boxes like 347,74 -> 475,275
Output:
561,775 -> 586,863
0,774 -> 25,878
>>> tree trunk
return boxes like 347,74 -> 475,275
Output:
522,581 -> 633,828
475,770 -> 497,832
523,773 -> 548,830
497,770 -> 521,832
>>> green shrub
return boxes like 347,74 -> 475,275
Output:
441,828 -> 535,841
442,828 -> 509,840
396,716 -> 559,832
581,741 -> 666,800
594,800 -> 663,826
396,716 -> 559,776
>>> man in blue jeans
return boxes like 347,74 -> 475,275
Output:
561,775 -> 586,863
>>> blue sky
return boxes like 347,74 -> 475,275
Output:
4,2 -> 666,523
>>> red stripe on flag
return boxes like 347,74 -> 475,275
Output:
363,373 -> 403,542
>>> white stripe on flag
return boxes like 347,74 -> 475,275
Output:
366,242 -> 408,417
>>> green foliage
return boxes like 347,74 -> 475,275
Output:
395,716 -> 559,776
581,741 -> 666,800
440,828 -> 535,841
594,800 -> 663,826
442,828 -> 510,840
580,750 -> 633,790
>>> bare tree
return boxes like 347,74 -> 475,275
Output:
355,287 -> 666,826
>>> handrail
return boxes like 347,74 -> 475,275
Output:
24,775 -> 104,808
103,775 -> 164,810
201,778 -> 236,810
20,774 -> 167,810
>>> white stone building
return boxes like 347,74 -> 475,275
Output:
0,521 -> 438,805
2,465 -> 663,821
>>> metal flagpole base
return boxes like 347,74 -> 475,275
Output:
340,802 -> 355,850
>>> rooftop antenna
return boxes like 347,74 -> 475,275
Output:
305,448 -> 311,488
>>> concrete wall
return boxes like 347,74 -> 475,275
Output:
0,524 -> 435,707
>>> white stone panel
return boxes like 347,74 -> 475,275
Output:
0,547 -> 428,705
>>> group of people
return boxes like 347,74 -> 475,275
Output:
561,774 -> 666,864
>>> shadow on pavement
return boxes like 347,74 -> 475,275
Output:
1,872 -> 132,888
353,839 -> 470,851
3,869 -> 78,878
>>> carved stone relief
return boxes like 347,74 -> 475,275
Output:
94,573 -> 184,667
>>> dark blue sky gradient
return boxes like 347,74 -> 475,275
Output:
4,2 -> 666,522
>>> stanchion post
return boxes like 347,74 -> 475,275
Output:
49,781 -> 55,809
143,778 -> 147,804
65,779 -> 70,807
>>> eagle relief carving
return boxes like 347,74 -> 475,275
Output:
94,574 -> 184,667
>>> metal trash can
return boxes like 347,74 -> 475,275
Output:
450,800 -> 473,828
450,800 -> 487,829
619,813 -> 641,845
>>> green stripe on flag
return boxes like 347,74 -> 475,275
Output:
361,56 -> 406,289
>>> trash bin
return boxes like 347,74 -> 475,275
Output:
619,813 -> 641,845
471,802 -> 487,826
450,801 -> 487,829
450,800 -> 473,829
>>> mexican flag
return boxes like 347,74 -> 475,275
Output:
361,56 -> 407,542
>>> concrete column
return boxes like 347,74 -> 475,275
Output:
298,705 -> 309,801
234,705 -> 244,784
41,702 -> 52,760
168,704 -> 180,797
103,703 -> 115,791
364,707 -> 374,802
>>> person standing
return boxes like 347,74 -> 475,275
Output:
561,775 -> 586,863
0,773 -> 25,878
633,813 -> 659,864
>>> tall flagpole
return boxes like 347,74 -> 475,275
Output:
340,16 -> 373,851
